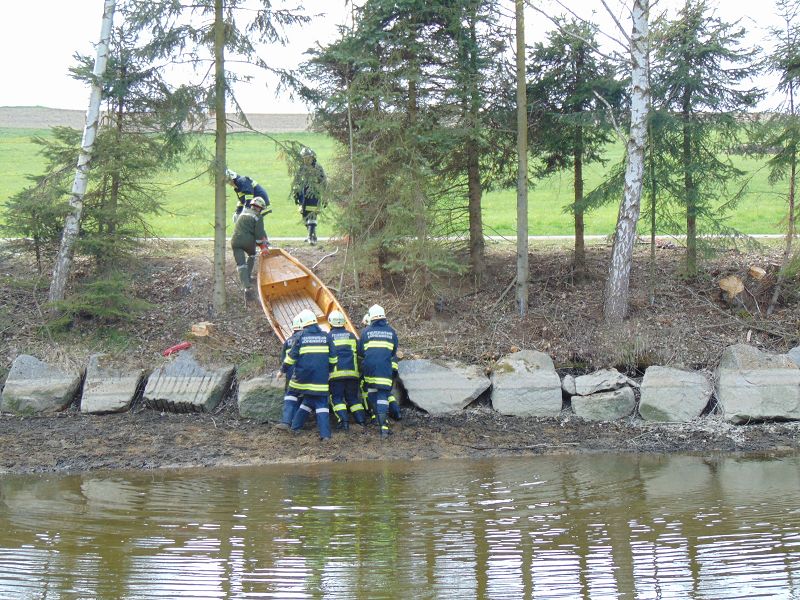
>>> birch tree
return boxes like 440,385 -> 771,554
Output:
49,0 -> 116,304
603,0 -> 651,323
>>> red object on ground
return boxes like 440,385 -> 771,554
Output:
162,341 -> 192,357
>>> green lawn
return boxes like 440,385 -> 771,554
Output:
0,127 -> 790,237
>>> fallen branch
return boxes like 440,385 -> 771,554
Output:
312,247 -> 339,270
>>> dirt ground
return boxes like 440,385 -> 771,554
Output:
1,238 -> 799,474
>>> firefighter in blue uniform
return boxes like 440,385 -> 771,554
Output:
328,310 -> 366,430
285,309 -> 338,440
227,169 -> 271,221
359,304 -> 399,439
275,314 -> 304,430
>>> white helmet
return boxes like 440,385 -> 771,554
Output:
291,314 -> 303,331
251,196 -> 267,210
225,169 -> 238,180
329,310 -> 346,327
368,304 -> 386,322
298,309 -> 318,327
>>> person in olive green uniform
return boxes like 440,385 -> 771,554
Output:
230,196 -> 269,297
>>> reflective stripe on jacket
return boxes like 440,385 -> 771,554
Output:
233,175 -> 271,213
358,319 -> 398,390
285,323 -> 337,396
329,327 -> 359,380
280,330 -> 302,377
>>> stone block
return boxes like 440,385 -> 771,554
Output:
398,359 -> 490,414
143,351 -> 234,413
639,366 -> 712,422
715,344 -> 800,424
491,350 -> 562,417
575,368 -> 636,396
572,387 -> 636,421
80,354 -> 145,414
238,372 -> 285,422
0,355 -> 82,416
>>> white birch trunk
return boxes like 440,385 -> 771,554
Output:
603,0 -> 650,323
48,0 -> 116,304
515,0 -> 529,316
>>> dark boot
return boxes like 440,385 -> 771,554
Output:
377,413 -> 390,439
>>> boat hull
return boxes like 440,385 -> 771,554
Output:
256,248 -> 355,342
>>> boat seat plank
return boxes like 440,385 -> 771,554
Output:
261,255 -> 308,286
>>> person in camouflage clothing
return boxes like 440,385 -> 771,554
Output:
230,196 -> 269,298
291,147 -> 326,245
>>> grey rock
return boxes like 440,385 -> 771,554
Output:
0,354 -> 82,416
571,387 -> 636,421
398,359 -> 490,414
238,372 -> 286,423
575,368 -> 637,396
639,366 -> 713,422
788,346 -> 800,368
561,374 -> 577,396
143,351 -> 234,413
80,354 -> 145,414
715,344 -> 800,424
491,350 -> 562,417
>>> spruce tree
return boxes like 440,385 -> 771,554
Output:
527,19 -> 624,274
652,0 -> 762,277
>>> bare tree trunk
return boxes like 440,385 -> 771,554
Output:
212,0 -> 227,312
573,136 -> 585,274
467,10 -> 485,279
515,0 -> 529,316
48,0 -> 116,304
603,0 -> 650,324
683,88 -> 698,277
768,72 -> 797,315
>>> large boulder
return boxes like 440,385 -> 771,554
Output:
716,344 -> 800,424
788,346 -> 800,368
398,359 -> 490,414
638,366 -> 712,422
80,354 -> 146,414
238,372 -> 286,423
0,355 -> 82,416
490,350 -> 562,417
143,351 -> 234,413
574,368 -> 636,396
571,387 -> 636,422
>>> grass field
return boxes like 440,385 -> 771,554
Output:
0,127 -> 789,238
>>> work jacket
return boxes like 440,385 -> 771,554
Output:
291,161 -> 326,210
329,326 -> 359,380
233,175 -> 271,214
358,319 -> 399,390
230,208 -> 268,252
284,323 -> 337,397
280,330 -> 302,379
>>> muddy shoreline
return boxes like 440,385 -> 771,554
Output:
2,400 -> 798,475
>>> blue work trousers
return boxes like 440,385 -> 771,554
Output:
291,395 -> 331,439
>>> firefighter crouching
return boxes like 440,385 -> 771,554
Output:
275,314 -> 304,430
328,310 -> 366,430
284,309 -> 338,440
359,304 -> 399,439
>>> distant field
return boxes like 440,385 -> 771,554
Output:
0,116 -> 790,238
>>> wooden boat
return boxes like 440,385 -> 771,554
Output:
256,247 -> 356,342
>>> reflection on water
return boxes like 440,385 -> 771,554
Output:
0,454 -> 799,599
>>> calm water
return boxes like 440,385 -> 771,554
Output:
0,454 -> 798,599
